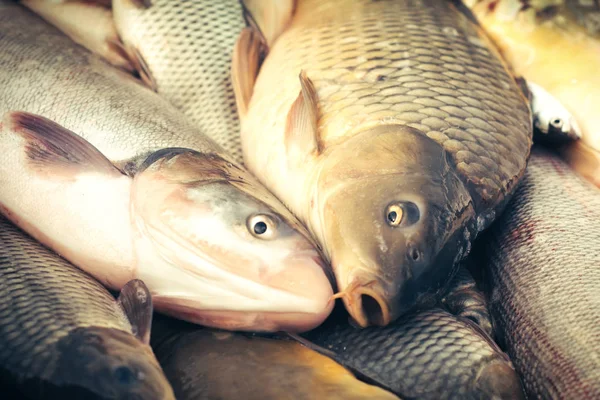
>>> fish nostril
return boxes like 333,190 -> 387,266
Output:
407,245 -> 421,262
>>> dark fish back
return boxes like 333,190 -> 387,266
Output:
0,216 -> 129,390
481,146 -> 600,398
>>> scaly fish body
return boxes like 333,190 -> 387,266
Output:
478,146 -> 600,398
300,307 -> 525,400
466,0 -> 600,184
0,215 -> 174,400
149,315 -> 400,400
238,0 -> 532,326
0,1 -> 334,332
111,0 -> 294,164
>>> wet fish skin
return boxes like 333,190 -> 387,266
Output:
477,146 -> 600,399
237,0 -> 532,326
0,215 -> 174,400
0,1 -> 334,332
300,307 -> 524,400
149,314 -> 400,400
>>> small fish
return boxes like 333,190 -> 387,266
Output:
0,215 -> 174,400
465,0 -> 600,184
476,145 -> 600,399
296,307 -> 525,400
149,314 -> 400,400
0,1 -> 333,333
235,0 -> 532,326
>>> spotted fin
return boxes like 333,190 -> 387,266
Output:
117,279 -> 153,345
231,27 -> 267,120
284,71 -> 322,158
4,111 -> 122,179
242,0 -> 295,47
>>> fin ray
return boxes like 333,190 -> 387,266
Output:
117,279 -> 153,345
231,27 -> 267,119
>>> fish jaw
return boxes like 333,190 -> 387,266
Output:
130,150 -> 334,332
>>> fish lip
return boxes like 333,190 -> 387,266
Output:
335,279 -> 392,328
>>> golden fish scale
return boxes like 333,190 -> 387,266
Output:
276,0 -> 532,212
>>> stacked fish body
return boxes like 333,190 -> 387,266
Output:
149,315 -> 400,400
237,0 -> 533,326
300,307 -> 525,400
478,146 -> 600,398
0,0 -> 334,333
465,0 -> 600,186
0,215 -> 174,399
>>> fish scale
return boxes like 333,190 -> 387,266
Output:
302,308 -> 523,399
241,0 -> 532,327
0,218 -> 131,377
479,146 -> 600,399
114,0 -> 246,163
255,0 -> 531,213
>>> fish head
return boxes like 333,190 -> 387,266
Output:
52,326 -> 174,400
130,149 -> 333,332
318,125 -> 475,327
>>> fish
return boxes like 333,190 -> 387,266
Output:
0,1 -> 334,333
21,0 -> 133,72
149,314 -> 400,400
0,215 -> 175,400
475,145 -> 600,399
109,0 -> 294,164
234,0 -> 533,327
295,306 -> 525,400
464,0 -> 600,185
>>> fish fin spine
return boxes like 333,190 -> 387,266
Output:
117,279 -> 153,345
4,111 -> 121,177
231,26 -> 267,119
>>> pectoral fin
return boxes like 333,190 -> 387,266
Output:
284,71 -> 322,158
231,27 -> 267,119
4,111 -> 122,179
117,279 -> 153,345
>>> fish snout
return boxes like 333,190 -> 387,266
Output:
335,276 -> 393,328
475,358 -> 525,400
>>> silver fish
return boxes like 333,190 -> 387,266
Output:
0,1 -> 334,333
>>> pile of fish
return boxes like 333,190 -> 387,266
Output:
0,0 -> 598,398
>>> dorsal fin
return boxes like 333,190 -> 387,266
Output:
117,279 -> 153,345
284,71 -> 322,158
231,27 -> 267,120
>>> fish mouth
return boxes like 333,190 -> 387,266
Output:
475,358 -> 525,400
332,279 -> 391,327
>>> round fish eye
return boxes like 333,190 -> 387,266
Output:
386,204 -> 404,227
551,118 -> 563,129
247,214 -> 278,240
385,202 -> 420,227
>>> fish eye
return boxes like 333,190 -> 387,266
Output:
385,202 -> 420,228
247,213 -> 278,240
113,366 -> 139,386
551,118 -> 563,129
386,204 -> 404,226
